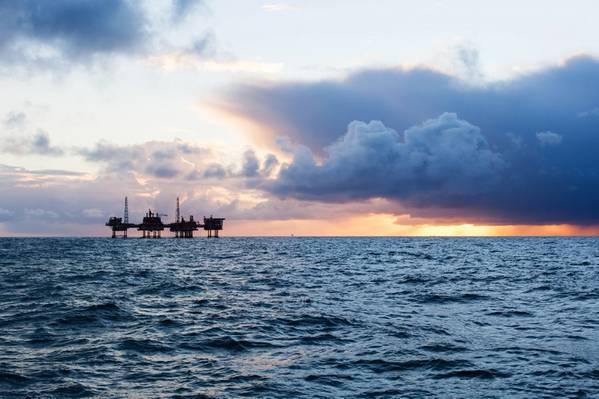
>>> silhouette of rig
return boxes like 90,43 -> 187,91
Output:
106,197 -> 224,238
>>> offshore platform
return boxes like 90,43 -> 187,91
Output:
106,197 -> 225,238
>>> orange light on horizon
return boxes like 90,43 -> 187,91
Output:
226,214 -> 599,237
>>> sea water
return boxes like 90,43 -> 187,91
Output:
1,237 -> 598,398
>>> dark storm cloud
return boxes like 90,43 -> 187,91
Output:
224,56 -> 599,224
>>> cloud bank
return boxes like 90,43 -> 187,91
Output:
220,56 -> 599,225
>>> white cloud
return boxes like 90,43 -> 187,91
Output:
536,131 -> 562,146
147,54 -> 283,76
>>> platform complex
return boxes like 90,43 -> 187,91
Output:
106,197 -> 225,238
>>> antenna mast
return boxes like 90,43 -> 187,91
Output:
124,196 -> 129,224
176,197 -> 180,222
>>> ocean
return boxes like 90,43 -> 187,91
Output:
0,237 -> 598,398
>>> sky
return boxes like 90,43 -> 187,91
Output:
1,0 -> 599,236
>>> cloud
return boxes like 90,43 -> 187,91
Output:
0,156 -> 288,235
188,32 -> 217,59
147,53 -> 284,75
0,0 -> 207,69
77,139 -> 210,178
578,107 -> 599,118
0,164 -> 84,177
455,45 -> 483,82
536,131 -> 562,146
262,154 -> 279,176
0,0 -> 149,65
217,55 -> 599,154
270,113 -> 505,202
145,164 -> 181,178
76,138 -> 278,182
200,163 -> 227,179
171,0 -> 205,22
266,112 -> 599,224
1,130 -> 64,156
3,111 -> 27,130
241,150 -> 260,177
216,55 -> 599,225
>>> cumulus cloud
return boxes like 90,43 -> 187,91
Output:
270,113 -> 505,202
